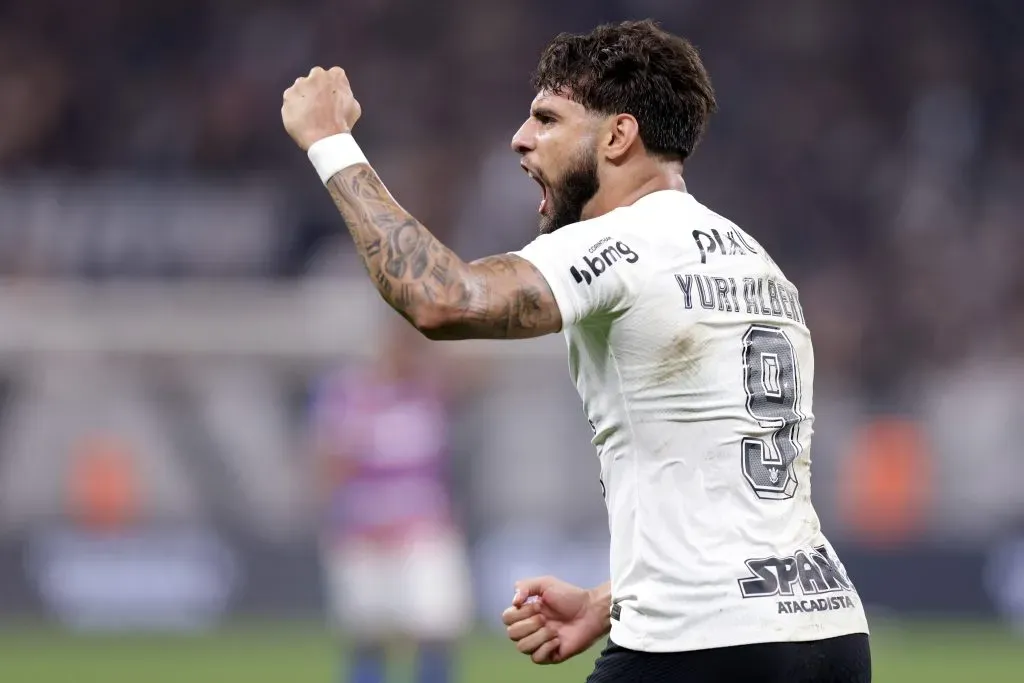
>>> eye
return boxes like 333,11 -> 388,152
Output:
534,112 -> 555,125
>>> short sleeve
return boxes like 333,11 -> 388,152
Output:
511,224 -> 645,327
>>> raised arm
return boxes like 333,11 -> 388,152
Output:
282,67 -> 561,340
326,163 -> 561,339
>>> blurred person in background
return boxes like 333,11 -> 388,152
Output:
307,317 -> 472,683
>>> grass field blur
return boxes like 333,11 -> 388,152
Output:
0,619 -> 1021,682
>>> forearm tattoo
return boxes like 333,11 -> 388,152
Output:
325,165 -> 560,339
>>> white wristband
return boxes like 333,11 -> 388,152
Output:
307,133 -> 368,184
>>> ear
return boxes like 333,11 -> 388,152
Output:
602,113 -> 641,162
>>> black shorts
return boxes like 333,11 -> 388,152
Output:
586,633 -> 870,683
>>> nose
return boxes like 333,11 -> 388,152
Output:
510,120 -> 535,156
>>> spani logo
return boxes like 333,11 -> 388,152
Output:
569,240 -> 640,285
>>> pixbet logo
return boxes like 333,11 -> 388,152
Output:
569,240 -> 640,285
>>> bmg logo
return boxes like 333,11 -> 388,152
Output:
569,240 -> 640,285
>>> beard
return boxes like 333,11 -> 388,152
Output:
538,146 -> 600,235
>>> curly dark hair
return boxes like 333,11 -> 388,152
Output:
531,19 -> 717,162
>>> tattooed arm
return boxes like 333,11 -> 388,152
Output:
325,164 -> 562,340
280,67 -> 560,338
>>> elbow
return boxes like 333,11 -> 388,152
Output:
393,273 -> 479,340
407,303 -> 465,341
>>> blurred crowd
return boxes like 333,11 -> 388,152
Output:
2,0 -> 1022,397
0,0 -> 1022,548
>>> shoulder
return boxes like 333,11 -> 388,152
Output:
509,212 -> 653,326
518,212 -> 647,282
517,196 -> 661,263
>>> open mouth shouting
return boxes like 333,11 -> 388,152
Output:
522,163 -> 549,215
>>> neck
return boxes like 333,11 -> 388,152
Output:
582,165 -> 686,221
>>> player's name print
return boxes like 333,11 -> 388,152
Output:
674,273 -> 805,324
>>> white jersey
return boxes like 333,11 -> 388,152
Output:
514,190 -> 869,653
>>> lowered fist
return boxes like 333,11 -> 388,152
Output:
282,66 -> 362,151
502,576 -> 610,665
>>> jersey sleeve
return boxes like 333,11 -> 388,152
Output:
511,223 -> 646,327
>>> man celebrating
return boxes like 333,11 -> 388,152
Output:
282,19 -> 870,683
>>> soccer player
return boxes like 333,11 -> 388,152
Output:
308,319 -> 471,683
282,18 -> 871,683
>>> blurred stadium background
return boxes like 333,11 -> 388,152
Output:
1,0 -> 1023,681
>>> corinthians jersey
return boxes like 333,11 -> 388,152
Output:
513,190 -> 869,652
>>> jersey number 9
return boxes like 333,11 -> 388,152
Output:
740,325 -> 803,500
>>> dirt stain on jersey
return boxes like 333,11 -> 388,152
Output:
647,333 -> 704,388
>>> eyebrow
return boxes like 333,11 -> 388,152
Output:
531,106 -> 559,120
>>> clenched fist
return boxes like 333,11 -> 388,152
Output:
502,576 -> 610,665
282,67 -> 362,151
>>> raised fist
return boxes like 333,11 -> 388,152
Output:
282,66 -> 362,151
